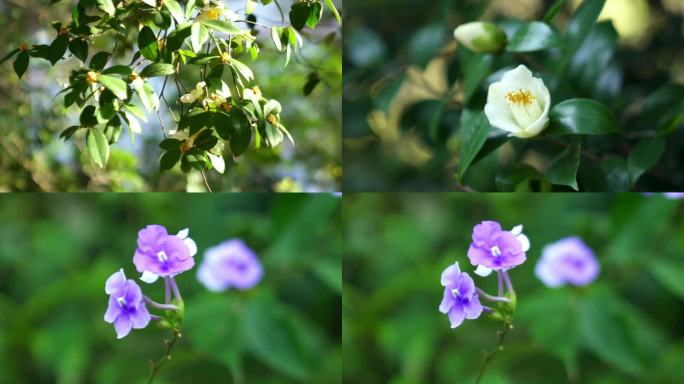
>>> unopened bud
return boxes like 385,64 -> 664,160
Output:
86,71 -> 99,84
453,22 -> 507,54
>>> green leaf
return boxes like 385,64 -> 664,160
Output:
601,156 -> 630,192
323,0 -> 341,24
544,139 -> 580,190
265,122 -> 284,147
160,150 -> 182,170
191,22 -> 209,53
0,48 -> 20,66
547,98 -> 619,135
230,113 -> 252,156
457,110 -> 492,180
68,38 -> 88,62
163,0 -> 185,23
138,26 -> 159,61
79,105 -> 98,127
229,59 -> 254,82
649,259 -> 684,299
506,21 -> 562,52
496,163 -> 541,192
557,0 -> 605,74
89,51 -> 110,71
97,0 -> 116,16
201,19 -> 241,34
98,74 -> 128,100
140,63 -> 175,77
459,46 -> 492,104
627,137 -> 665,185
86,128 -> 110,168
542,0 -> 568,23
271,27 -> 283,51
49,34 -> 69,64
289,2 -> 309,31
306,2 -> 323,29
13,50 -> 29,79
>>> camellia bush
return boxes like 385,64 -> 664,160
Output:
344,0 -> 684,192
0,0 -> 340,186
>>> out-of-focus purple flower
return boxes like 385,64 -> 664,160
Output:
664,193 -> 684,199
439,262 -> 483,329
197,239 -> 263,292
467,221 -> 530,277
133,225 -> 197,284
535,237 -> 599,288
104,269 -> 151,339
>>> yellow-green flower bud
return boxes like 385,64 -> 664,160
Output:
453,22 -> 507,54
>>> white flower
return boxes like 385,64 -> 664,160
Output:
453,22 -> 507,54
180,81 -> 206,104
484,65 -> 550,139
474,224 -> 530,277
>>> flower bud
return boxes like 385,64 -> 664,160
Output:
453,22 -> 507,54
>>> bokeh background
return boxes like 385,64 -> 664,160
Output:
344,193 -> 684,383
0,0 -> 342,192
0,193 -> 341,383
343,0 -> 684,191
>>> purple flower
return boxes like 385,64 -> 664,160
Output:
535,237 -> 599,288
197,239 -> 263,292
104,269 -> 151,339
467,221 -> 530,277
439,262 -> 483,328
664,193 -> 684,199
133,225 -> 197,284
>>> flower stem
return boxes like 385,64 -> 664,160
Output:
502,271 -> 514,295
475,322 -> 513,384
169,276 -> 182,301
164,277 -> 171,304
497,271 -> 504,296
147,331 -> 181,384
144,296 -> 178,311
476,288 -> 510,304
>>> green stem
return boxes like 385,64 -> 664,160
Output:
475,322 -> 513,384
542,0 -> 568,23
147,331 -> 181,384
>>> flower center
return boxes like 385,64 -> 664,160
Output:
491,246 -> 501,257
505,89 -> 534,106
451,288 -> 461,298
157,251 -> 168,263
116,296 -> 127,308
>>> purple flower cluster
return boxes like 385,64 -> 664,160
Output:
197,239 -> 263,292
439,262 -> 483,328
535,237 -> 599,287
104,225 -> 197,339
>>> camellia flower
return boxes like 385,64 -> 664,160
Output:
467,220 -> 530,277
535,237 -> 599,288
484,65 -> 550,138
439,262 -> 483,329
104,269 -> 151,339
133,225 -> 197,284
453,21 -> 507,54
180,81 -> 206,104
197,239 -> 263,292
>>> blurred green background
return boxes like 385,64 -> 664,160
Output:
344,193 -> 684,383
0,193 -> 341,383
0,0 -> 341,192
343,0 -> 684,191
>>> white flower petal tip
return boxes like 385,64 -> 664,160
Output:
517,233 -> 531,252
176,228 -> 189,239
140,271 -> 160,284
510,225 -> 523,235
474,265 -> 493,277
484,64 -> 550,139
184,238 -> 198,257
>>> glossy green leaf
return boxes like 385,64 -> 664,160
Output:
201,19 -> 241,34
96,0 -> 115,16
68,38 -> 88,62
49,34 -> 69,64
323,0 -> 341,24
306,2 -> 323,29
159,150 -> 182,171
86,128 -> 110,168
163,0 -> 184,23
557,0 -> 605,74
496,163 -> 541,192
506,21 -> 562,52
191,22 -> 208,53
649,260 -> 684,299
289,2 -> 309,31
13,50 -> 29,79
544,139 -> 580,190
627,137 -> 665,184
459,46 -> 492,104
547,98 -> 619,135
601,156 -> 630,192
140,63 -> 175,77
542,0 -> 568,23
0,47 -> 20,66
98,74 -> 128,100
89,51 -> 109,71
457,110 -> 492,180
137,26 -> 158,61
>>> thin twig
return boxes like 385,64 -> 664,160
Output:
201,170 -> 213,192
147,331 -> 181,384
475,322 -> 513,384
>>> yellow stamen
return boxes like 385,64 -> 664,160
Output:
505,89 -> 535,106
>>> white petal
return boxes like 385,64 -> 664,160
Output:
474,265 -> 493,277
510,225 -> 523,235
176,228 -> 189,239
184,238 -> 198,257
516,233 -> 531,252
140,271 -> 159,284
